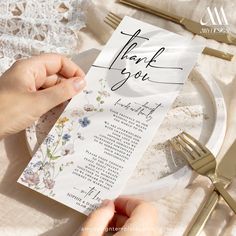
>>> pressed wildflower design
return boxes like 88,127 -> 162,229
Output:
21,78 -> 110,196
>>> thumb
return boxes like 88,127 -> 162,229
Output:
78,200 -> 115,236
35,77 -> 86,115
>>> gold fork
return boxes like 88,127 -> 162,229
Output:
169,132 -> 236,214
104,12 -> 234,61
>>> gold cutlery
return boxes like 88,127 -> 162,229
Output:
186,139 -> 236,235
104,12 -> 234,61
119,0 -> 236,46
186,190 -> 220,236
169,132 -> 236,214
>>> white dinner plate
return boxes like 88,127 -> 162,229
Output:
25,49 -> 227,199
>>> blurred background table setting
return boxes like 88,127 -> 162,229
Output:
0,0 -> 236,235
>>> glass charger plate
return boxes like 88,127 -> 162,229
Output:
25,49 -> 227,199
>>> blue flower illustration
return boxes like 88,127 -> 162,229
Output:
62,134 -> 71,141
79,117 -> 90,128
44,135 -> 54,145
33,161 -> 43,168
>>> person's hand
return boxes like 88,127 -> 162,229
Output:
0,53 -> 85,138
78,197 -> 159,236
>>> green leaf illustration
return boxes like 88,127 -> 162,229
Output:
50,155 -> 61,160
47,148 -> 60,160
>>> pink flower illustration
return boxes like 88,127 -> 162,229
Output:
43,178 -> 55,189
84,104 -> 94,112
21,169 -> 40,186
98,90 -> 110,97
61,143 -> 74,156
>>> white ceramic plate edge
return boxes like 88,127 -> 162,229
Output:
122,66 -> 227,195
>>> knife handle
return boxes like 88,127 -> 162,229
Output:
119,0 -> 181,24
202,47 -> 234,61
214,182 -> 236,214
187,190 -> 219,236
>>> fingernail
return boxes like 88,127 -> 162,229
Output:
101,199 -> 111,207
73,78 -> 85,91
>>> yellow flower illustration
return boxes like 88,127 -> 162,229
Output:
57,117 -> 69,125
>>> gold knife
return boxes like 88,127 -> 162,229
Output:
186,140 -> 236,236
119,0 -> 236,45
104,11 -> 234,61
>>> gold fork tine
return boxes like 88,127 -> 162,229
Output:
179,132 -> 209,157
109,12 -> 122,21
178,133 -> 202,157
107,13 -> 121,25
177,135 -> 201,160
182,131 -> 209,154
170,137 -> 197,162
104,12 -> 122,29
104,17 -> 119,29
174,134 -> 215,170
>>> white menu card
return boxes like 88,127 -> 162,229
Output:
18,16 -> 203,215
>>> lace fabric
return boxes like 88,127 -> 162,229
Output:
0,0 -> 90,74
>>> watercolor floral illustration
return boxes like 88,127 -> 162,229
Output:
21,78 -> 110,196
